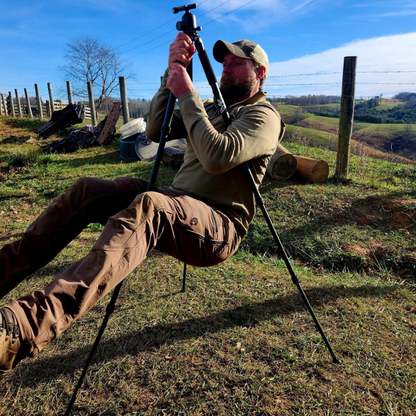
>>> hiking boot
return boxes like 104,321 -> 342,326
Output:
0,307 -> 21,380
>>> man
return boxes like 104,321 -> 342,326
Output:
0,33 -> 285,379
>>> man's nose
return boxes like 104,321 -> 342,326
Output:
222,64 -> 231,75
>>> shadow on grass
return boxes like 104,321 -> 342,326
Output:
11,283 -> 398,387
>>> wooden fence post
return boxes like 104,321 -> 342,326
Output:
66,81 -> 73,105
8,92 -> 15,117
335,56 -> 357,179
48,83 -> 55,113
45,100 -> 52,118
119,76 -> 129,124
35,84 -> 43,119
1,94 -> 7,116
15,89 -> 23,117
24,88 -> 33,118
87,81 -> 97,125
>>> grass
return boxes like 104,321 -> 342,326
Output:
0,115 -> 415,415
277,103 -> 416,163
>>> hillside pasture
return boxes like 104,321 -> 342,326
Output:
0,116 -> 415,415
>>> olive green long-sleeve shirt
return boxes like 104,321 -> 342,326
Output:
146,73 -> 285,234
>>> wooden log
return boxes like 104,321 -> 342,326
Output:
266,144 -> 298,180
96,101 -> 122,145
294,155 -> 329,183
162,147 -> 185,170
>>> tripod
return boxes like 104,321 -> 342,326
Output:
65,3 -> 339,414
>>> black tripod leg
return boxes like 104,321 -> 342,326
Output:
181,263 -> 187,292
147,92 -> 178,190
189,30 -> 339,363
243,162 -> 340,364
64,283 -> 122,416
65,90 -> 179,414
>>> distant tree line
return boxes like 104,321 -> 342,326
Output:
379,103 -> 416,124
394,92 -> 416,101
354,93 -> 416,124
287,92 -> 416,124
101,97 -> 151,120
128,98 -> 151,119
269,95 -> 340,106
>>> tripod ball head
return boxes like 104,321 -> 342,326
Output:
173,3 -> 201,35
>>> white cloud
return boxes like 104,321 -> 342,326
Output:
198,0 -> 331,27
377,10 -> 416,17
266,32 -> 416,97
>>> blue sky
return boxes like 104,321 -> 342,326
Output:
1,0 -> 415,102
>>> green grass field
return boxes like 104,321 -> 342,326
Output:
0,116 -> 415,415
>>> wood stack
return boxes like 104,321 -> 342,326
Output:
47,102 -> 121,154
266,144 -> 329,183
35,104 -> 85,139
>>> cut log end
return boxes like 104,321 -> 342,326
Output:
294,156 -> 329,184
266,145 -> 298,180
162,147 -> 185,170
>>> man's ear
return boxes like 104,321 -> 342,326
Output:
257,66 -> 266,81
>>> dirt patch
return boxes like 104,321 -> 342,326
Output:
382,199 -> 416,231
341,241 -> 388,260
346,197 -> 416,232
335,197 -> 415,276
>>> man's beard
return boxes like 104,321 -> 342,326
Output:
220,74 -> 256,105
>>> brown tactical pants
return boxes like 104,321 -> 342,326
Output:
0,177 -> 242,357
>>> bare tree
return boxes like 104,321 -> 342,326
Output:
59,36 -> 134,112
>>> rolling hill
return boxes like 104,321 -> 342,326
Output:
275,100 -> 416,164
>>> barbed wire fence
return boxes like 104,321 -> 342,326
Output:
1,68 -> 415,122
1,58 -> 416,179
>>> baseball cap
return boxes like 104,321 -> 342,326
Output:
213,39 -> 269,77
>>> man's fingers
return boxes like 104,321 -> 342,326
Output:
175,32 -> 192,44
169,35 -> 195,68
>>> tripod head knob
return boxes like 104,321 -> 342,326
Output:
172,3 -> 196,14
173,3 -> 201,36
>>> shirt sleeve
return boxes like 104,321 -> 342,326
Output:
178,91 -> 282,174
145,70 -> 187,142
